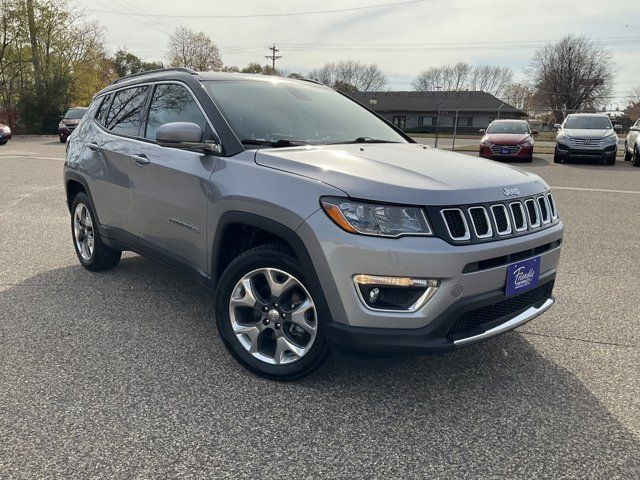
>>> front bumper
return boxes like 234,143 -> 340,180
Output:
479,145 -> 533,159
325,278 -> 555,354
297,210 -> 563,353
555,143 -> 616,159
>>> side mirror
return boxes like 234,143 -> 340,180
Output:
531,130 -> 539,135
613,124 -> 622,132
631,126 -> 640,132
479,129 -> 486,134
156,122 -> 220,154
553,123 -> 562,130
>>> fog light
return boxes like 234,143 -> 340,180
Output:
353,275 -> 439,312
369,287 -> 380,304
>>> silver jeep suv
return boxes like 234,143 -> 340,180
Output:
64,68 -> 563,380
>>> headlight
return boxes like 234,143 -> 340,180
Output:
2,126 -> 10,134
320,197 -> 433,237
604,132 -> 618,142
520,139 -> 533,147
557,133 -> 570,142
59,122 -> 65,129
480,140 -> 493,147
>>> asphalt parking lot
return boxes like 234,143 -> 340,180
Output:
1,137 -> 639,478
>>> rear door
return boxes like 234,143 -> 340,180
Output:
129,82 -> 219,276
90,86 -> 149,238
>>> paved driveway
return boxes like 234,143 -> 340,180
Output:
1,137 -> 639,478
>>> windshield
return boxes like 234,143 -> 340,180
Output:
564,116 -> 612,129
65,108 -> 87,120
203,79 -> 406,147
486,122 -> 530,134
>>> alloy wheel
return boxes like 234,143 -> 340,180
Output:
73,203 -> 94,261
228,268 -> 318,365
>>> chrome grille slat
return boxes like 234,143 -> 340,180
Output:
547,193 -> 557,219
490,145 -> 521,155
509,202 -> 527,232
440,208 -> 470,241
468,206 -> 492,238
537,196 -> 551,224
525,199 -> 540,228
491,204 -> 512,235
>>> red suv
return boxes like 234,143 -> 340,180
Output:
479,119 -> 537,162
58,107 -> 88,143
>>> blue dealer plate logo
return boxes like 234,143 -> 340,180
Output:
506,257 -> 540,297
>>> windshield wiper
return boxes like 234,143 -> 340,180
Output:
330,137 -> 400,145
241,138 -> 309,148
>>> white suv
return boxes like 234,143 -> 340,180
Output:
554,114 -> 621,165
624,119 -> 640,166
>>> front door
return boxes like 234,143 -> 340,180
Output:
128,82 -> 219,276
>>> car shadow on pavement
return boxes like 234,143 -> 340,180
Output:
1,255 -> 639,477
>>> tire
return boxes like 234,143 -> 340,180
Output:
60,136 -> 67,143
0,140 -> 7,146
605,155 -> 616,166
624,142 -> 632,161
633,146 -> 640,168
553,149 -> 563,164
215,243 -> 329,380
524,155 -> 533,163
70,192 -> 121,271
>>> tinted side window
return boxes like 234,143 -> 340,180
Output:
105,86 -> 148,136
145,84 -> 207,141
95,94 -> 112,126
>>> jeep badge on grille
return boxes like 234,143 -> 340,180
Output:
503,187 -> 520,196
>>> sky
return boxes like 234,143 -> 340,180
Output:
81,0 -> 640,107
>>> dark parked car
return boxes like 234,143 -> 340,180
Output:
58,107 -> 88,143
479,120 -> 538,162
0,122 -> 11,145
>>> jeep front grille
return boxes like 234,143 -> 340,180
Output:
437,193 -> 558,244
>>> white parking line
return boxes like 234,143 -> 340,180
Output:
552,186 -> 640,195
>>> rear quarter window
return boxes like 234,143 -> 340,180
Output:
94,94 -> 112,126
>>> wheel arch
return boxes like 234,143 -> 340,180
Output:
211,212 -> 314,287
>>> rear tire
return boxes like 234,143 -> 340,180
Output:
215,243 -> 329,380
70,192 -> 121,271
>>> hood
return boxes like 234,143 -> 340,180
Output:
255,143 -> 548,205
485,133 -> 531,144
561,128 -> 612,138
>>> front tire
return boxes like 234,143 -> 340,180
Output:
70,192 -> 121,271
60,136 -> 67,143
633,146 -> 640,167
215,244 -> 329,380
553,149 -> 563,164
624,142 -> 632,161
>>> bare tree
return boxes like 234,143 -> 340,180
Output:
501,83 -> 539,111
625,85 -> 640,120
309,60 -> 386,92
529,35 -> 614,122
413,62 -> 512,97
168,26 -> 222,71
467,65 -> 513,97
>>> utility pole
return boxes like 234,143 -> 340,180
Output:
265,44 -> 282,72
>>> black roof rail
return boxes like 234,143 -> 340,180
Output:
297,77 -> 321,85
112,67 -> 199,85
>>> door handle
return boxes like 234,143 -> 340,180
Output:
87,142 -> 99,151
131,153 -> 150,166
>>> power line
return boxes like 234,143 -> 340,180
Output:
86,0 -> 427,19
